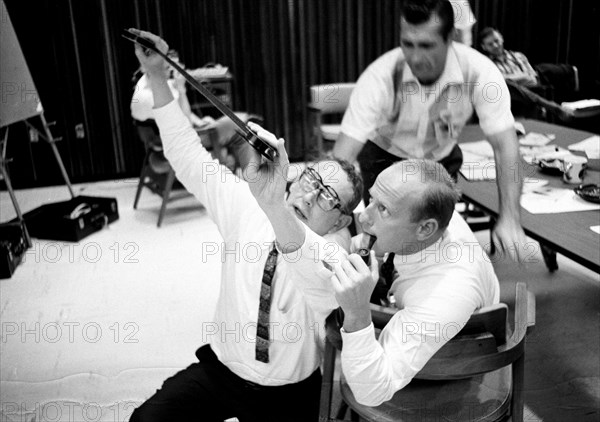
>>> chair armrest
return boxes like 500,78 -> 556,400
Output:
527,289 -> 536,334
509,282 -> 532,347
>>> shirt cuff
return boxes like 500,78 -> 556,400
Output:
341,322 -> 379,358
338,126 -> 370,145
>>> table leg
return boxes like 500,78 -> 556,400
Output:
540,242 -> 559,272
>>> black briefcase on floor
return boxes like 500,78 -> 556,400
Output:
0,221 -> 30,279
22,195 -> 119,242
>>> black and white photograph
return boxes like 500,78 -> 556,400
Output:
1,1 -> 599,421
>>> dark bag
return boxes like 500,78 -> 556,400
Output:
21,195 -> 118,242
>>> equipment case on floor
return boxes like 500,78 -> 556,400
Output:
0,221 -> 29,279
22,195 -> 119,242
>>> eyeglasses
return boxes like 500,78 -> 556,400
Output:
299,167 -> 348,214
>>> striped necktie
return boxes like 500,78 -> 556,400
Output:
255,242 -> 278,363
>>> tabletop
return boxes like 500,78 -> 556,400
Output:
458,119 -> 600,273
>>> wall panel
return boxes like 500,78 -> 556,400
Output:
2,0 -> 597,188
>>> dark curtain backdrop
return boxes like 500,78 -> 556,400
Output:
3,0 -> 599,188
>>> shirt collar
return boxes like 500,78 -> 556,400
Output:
401,42 -> 464,88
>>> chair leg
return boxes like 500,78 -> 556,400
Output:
511,354 -> 526,422
133,164 -> 149,210
157,169 -> 176,228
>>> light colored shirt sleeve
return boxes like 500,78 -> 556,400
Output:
154,100 -> 260,241
472,61 -> 515,136
340,65 -> 391,143
131,75 -> 180,121
340,272 -> 481,406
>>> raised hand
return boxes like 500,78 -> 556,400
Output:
129,28 -> 169,79
244,122 -> 290,210
329,252 -> 379,333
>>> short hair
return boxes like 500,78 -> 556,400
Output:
405,159 -> 461,230
478,27 -> 500,45
400,0 -> 455,41
331,158 -> 363,215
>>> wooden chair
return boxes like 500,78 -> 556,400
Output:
320,282 -> 536,422
133,113 -> 262,227
307,83 -> 355,156
133,123 -> 188,228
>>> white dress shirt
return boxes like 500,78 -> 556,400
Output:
340,212 -> 500,406
131,74 -> 181,122
341,43 -> 515,161
155,100 -> 341,386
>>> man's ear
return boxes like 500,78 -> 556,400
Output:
416,218 -> 439,241
328,214 -> 353,234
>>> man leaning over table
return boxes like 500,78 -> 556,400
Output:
127,29 -> 364,422
333,0 -> 528,262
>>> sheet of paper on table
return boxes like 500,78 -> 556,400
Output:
561,99 -> 600,110
568,135 -> 600,159
520,186 -> 600,214
520,145 -> 571,164
460,140 -> 496,180
590,225 -> 600,234
519,132 -> 554,147
522,178 -> 549,192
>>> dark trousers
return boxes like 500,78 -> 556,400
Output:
505,80 -> 561,119
129,345 -> 322,422
357,141 -> 463,204
535,63 -> 577,103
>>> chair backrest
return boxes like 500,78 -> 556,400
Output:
369,301 -> 511,377
308,83 -> 355,114
422,284 -> 533,381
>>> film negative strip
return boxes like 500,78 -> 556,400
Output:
122,29 -> 277,162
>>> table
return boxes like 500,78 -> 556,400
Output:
458,119 -> 600,273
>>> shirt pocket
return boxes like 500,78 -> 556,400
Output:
274,270 -> 304,314
270,299 -> 312,345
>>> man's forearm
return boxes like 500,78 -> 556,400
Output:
147,73 -> 174,108
262,205 -> 306,253
489,130 -> 523,222
333,133 -> 364,163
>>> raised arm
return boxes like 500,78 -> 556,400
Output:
131,31 -> 173,108
244,123 -> 307,253
130,29 -> 257,239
